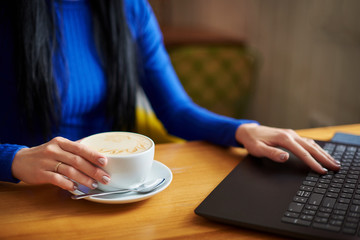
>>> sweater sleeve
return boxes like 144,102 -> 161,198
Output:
131,0 -> 259,147
0,144 -> 27,183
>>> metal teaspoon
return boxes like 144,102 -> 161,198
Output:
71,178 -> 166,200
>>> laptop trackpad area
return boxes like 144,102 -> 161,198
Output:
195,153 -> 309,230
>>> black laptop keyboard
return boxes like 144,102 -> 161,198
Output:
282,142 -> 360,235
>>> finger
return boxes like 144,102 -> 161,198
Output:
52,149 -> 110,185
54,162 -> 99,189
48,137 -> 111,184
298,138 -> 340,171
43,171 -> 78,191
279,139 -> 328,174
53,137 -> 107,167
250,142 -> 290,163
44,140 -> 110,185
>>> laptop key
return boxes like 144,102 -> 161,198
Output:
329,220 -> 343,226
284,211 -> 299,218
345,217 -> 360,223
314,188 -> 326,194
328,188 -> 341,193
314,217 -> 328,224
335,203 -> 349,211
354,194 -> 360,200
288,202 -> 304,213
281,217 -> 311,226
300,185 -> 313,191
331,215 -> 344,221
305,205 -> 318,211
294,197 -> 307,203
308,193 -> 323,205
319,207 -> 332,213
312,223 -> 341,232
338,198 -> 351,204
344,222 -> 358,229
300,214 -> 313,221
317,212 -> 330,218
350,205 -> 360,213
343,228 -> 357,235
303,181 -> 316,187
333,210 -> 346,215
341,193 -> 353,199
326,192 -> 339,198
322,197 -> 336,208
297,190 -> 311,197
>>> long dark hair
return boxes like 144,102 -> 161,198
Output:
11,0 -> 138,139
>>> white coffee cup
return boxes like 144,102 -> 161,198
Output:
80,132 -> 154,191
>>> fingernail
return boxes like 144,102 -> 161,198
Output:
322,168 -> 328,173
280,153 -> 289,161
92,182 -> 98,189
335,160 -> 341,166
102,175 -> 111,184
73,184 -> 78,191
98,157 -> 107,166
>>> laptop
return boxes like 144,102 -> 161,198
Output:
195,139 -> 360,240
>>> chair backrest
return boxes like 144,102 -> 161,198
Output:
164,27 -> 258,118
167,44 -> 257,118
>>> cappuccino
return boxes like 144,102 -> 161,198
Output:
83,132 -> 152,156
81,132 -> 155,191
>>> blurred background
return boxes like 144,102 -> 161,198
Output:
148,0 -> 360,130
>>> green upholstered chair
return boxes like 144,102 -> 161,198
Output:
164,28 -> 258,118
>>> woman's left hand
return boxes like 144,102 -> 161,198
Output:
235,123 -> 341,174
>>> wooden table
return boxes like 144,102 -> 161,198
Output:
1,124 -> 360,239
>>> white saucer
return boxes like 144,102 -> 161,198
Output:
71,160 -> 172,204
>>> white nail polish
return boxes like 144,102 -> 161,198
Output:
280,153 -> 288,161
92,182 -> 98,189
102,176 -> 111,184
98,158 -> 106,165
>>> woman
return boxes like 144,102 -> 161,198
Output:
0,0 -> 340,191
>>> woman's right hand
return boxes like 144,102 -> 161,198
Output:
11,137 -> 111,191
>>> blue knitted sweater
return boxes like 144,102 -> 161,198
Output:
0,0 -> 257,182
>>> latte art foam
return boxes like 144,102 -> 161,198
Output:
83,132 -> 152,156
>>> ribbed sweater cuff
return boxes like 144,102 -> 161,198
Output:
0,144 -> 28,183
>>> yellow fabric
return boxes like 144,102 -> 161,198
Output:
136,107 -> 185,144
